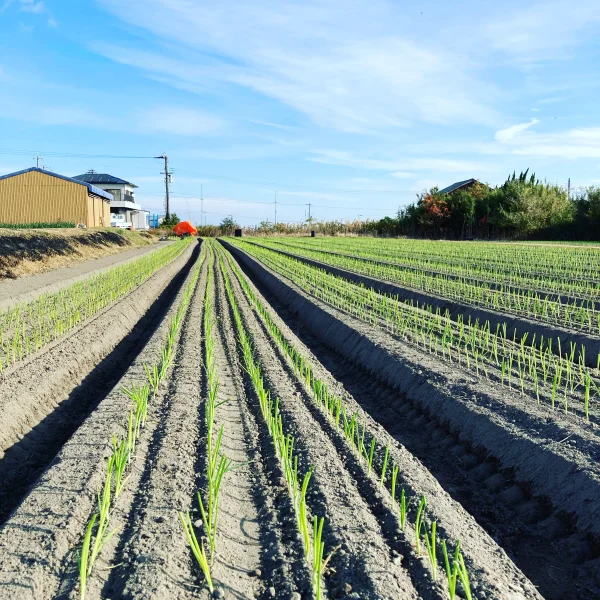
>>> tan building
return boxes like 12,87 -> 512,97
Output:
0,167 -> 113,227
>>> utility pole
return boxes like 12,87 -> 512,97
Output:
33,155 -> 43,168
201,184 -> 204,228
307,203 -> 312,225
155,155 -> 172,220
567,178 -> 571,200
274,191 -> 277,227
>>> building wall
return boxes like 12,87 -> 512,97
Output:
0,170 -> 88,225
86,194 -> 111,227
102,197 -> 110,226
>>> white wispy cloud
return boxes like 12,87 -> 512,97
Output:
494,123 -> 600,159
20,0 -> 43,13
495,118 -> 539,142
309,150 -> 488,174
96,0 -> 497,132
249,119 -> 297,131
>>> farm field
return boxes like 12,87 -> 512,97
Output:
0,236 -> 598,600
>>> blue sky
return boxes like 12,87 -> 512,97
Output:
1,0 -> 600,226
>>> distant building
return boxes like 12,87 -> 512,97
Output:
148,214 -> 164,229
0,167 -> 112,227
438,178 -> 481,195
72,171 -> 149,230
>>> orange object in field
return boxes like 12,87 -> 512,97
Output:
173,221 -> 197,236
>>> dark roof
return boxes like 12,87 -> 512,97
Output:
438,178 -> 478,195
0,167 -> 113,201
72,173 -> 138,187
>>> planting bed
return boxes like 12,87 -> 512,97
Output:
1,234 -> 598,600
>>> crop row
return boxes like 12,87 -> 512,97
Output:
78,248 -> 202,599
230,239 -> 599,422
0,238 -> 193,371
179,244 -> 230,592
264,237 -> 600,304
248,238 -> 600,334
217,242 -> 473,599
285,236 -> 600,289
0,221 -> 76,229
216,242 -> 326,598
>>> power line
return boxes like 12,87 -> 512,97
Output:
170,167 -> 413,194
0,148 -> 157,159
138,193 -> 396,212
0,147 -> 416,195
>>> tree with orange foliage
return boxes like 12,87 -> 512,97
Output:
416,187 -> 450,233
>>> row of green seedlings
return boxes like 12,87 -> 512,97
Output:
218,248 -> 326,599
0,237 -> 193,372
251,238 -> 600,333
0,221 -> 76,228
235,240 -> 599,422
289,235 -> 600,296
78,259 -> 201,599
179,250 -> 232,593
268,236 -> 600,304
221,246 -> 472,600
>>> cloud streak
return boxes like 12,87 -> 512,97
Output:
495,118 -> 539,142
96,0 -> 498,132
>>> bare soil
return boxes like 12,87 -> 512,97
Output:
1,235 -> 596,600
0,228 -> 154,281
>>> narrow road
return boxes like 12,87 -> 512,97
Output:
0,240 -> 172,311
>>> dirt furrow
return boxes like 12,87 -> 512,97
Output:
214,252 -> 314,599
219,250 -> 423,600
70,255 -> 210,600
0,247 -> 202,600
224,239 -> 600,600
220,244 -> 544,600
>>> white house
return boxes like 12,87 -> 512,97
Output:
72,171 -> 150,230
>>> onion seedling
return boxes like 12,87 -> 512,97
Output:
312,516 -> 325,600
423,520 -> 438,580
179,510 -> 214,592
367,438 -> 376,474
415,496 -> 427,555
400,488 -> 408,531
78,514 -> 96,600
380,444 -> 389,488
457,551 -> 473,600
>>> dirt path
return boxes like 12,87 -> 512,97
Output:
0,240 -> 171,312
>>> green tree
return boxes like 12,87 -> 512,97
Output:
587,186 -> 600,225
219,215 -> 239,235
487,172 -> 572,236
162,213 -> 180,227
